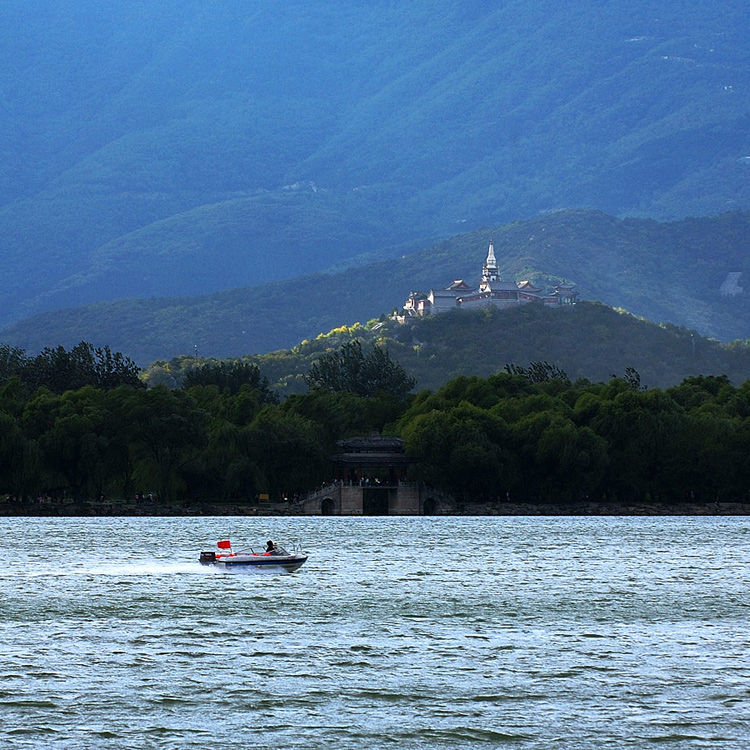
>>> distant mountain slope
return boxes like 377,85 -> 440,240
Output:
2,210 -> 750,365
0,1 -> 747,326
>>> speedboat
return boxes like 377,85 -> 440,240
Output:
199,540 -> 308,572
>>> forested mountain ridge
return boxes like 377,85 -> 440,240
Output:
0,1 -> 748,329
2,210 -> 749,365
143,301 -> 750,397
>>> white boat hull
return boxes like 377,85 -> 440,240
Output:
200,550 -> 308,572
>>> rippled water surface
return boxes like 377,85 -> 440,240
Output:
2,516 -> 750,749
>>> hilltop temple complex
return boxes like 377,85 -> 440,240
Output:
398,240 -> 578,319
297,242 -> 580,516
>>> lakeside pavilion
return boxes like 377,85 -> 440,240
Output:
299,432 -> 432,515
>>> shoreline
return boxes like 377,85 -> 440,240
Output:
2,499 -> 749,517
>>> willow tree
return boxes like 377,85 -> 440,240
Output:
304,340 -> 415,399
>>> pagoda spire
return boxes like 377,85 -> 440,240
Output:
482,239 -> 499,284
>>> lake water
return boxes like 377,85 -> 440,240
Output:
1,516 -> 750,749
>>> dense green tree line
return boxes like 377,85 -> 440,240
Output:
0,380 -> 325,505
3,340 -> 750,509
397,371 -> 750,505
0,345 -> 409,505
0,342 -> 142,394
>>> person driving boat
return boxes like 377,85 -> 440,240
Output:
265,540 -> 279,555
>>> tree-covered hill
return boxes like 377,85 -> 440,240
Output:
0,1 -> 748,327
143,301 -> 750,397
3,209 -> 750,364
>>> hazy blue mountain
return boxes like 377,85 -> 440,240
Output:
0,1 -> 748,328
2,210 -> 749,365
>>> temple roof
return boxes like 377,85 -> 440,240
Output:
336,435 -> 405,452
551,282 -> 579,296
517,280 -> 542,292
480,279 -> 520,292
330,433 -> 411,467
445,279 -> 474,291
432,287 -> 463,297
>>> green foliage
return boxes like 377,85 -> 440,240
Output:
615,367 -> 646,391
242,407 -> 326,500
400,401 -> 516,500
281,388 -> 408,459
182,360 -> 278,402
0,346 -> 26,381
190,300 -> 750,402
397,370 -> 750,505
0,369 -> 332,503
505,361 -> 571,384
3,355 -> 750,506
0,342 -> 143,395
303,340 -> 416,399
